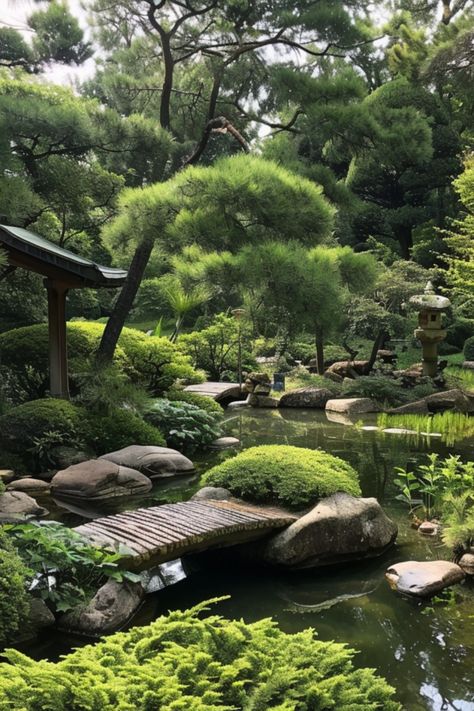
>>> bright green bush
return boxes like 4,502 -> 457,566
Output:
0,527 -> 30,646
81,408 -> 165,455
463,336 -> 474,361
0,599 -> 400,710
0,321 -> 200,401
165,388 -> 223,414
145,399 -> 222,452
203,445 -> 360,510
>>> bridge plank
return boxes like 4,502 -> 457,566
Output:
76,500 -> 296,571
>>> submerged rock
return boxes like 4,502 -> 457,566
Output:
0,491 -> 49,522
59,580 -> 144,635
101,445 -> 194,479
325,398 -> 381,415
51,459 -> 152,500
417,521 -> 440,537
279,387 -> 333,409
385,560 -> 465,597
261,492 -> 397,569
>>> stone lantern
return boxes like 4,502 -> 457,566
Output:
409,281 -> 451,377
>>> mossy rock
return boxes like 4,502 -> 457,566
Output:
203,444 -> 361,510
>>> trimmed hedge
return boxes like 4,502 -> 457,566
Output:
203,445 -> 361,510
165,388 -> 224,414
0,399 -> 165,469
0,528 -> 30,646
0,600 -> 400,709
0,321 -> 201,400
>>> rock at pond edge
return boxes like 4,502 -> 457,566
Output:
385,560 -> 465,597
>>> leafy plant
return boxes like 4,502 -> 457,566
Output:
3,522 -> 140,614
394,454 -> 474,550
144,399 -> 222,452
463,335 -> 474,361
203,445 -> 360,510
0,527 -> 30,646
164,388 -> 223,414
0,598 -> 400,709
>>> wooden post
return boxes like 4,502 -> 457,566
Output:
45,279 -> 69,399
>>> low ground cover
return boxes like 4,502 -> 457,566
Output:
203,445 -> 361,510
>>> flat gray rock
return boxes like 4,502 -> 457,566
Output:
51,459 -> 152,500
209,437 -> 240,449
7,478 -> 51,495
325,398 -> 380,414
385,560 -> 465,597
0,491 -> 49,523
101,445 -> 194,479
261,492 -> 397,569
279,387 -> 333,409
458,553 -> 474,576
59,580 -> 144,635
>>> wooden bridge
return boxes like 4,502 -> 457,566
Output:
184,382 -> 243,403
76,500 -> 296,571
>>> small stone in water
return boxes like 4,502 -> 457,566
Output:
418,521 -> 439,536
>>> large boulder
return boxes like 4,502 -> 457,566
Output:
261,493 -> 397,569
191,486 -> 231,501
100,445 -> 194,479
385,560 -> 465,597
59,580 -> 144,635
279,387 -> 333,409
325,398 -> 380,414
51,459 -> 152,500
0,491 -> 49,523
423,388 -> 471,413
388,400 -> 430,415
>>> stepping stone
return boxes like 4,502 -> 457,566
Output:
210,437 -> 240,449
7,478 -> 51,495
325,398 -> 380,414
385,560 -> 465,597
101,445 -> 194,479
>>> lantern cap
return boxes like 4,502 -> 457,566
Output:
409,281 -> 451,311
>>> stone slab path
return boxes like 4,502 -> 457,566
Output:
76,500 -> 296,571
184,382 -> 242,402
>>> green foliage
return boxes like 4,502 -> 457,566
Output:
203,445 -> 361,510
165,388 -> 224,415
284,369 -> 343,396
378,411 -> 474,446
463,336 -> 474,361
394,454 -> 474,536
4,522 -> 140,614
342,376 -> 408,407
0,527 -> 30,646
179,313 -> 256,380
145,399 -> 222,453
446,157 -> 474,301
0,322 -> 200,402
0,598 -> 400,709
82,409 -> 165,456
0,397 -> 165,466
0,399 -> 84,469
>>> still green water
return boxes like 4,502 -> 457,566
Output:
26,409 -> 474,711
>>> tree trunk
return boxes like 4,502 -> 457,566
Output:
367,330 -> 387,373
160,36 -> 174,130
396,225 -> 413,260
96,239 -> 154,363
315,328 -> 324,375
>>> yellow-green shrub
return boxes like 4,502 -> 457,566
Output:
0,599 -> 400,709
0,528 -> 30,646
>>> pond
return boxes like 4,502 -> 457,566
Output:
18,408 -> 474,711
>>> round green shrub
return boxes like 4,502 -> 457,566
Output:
165,388 -> 223,414
145,399 -> 222,452
0,528 -> 30,646
463,336 -> 474,361
0,399 -> 84,458
203,445 -> 361,510
81,409 -> 165,455
0,322 -> 200,401
0,600 -> 400,710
